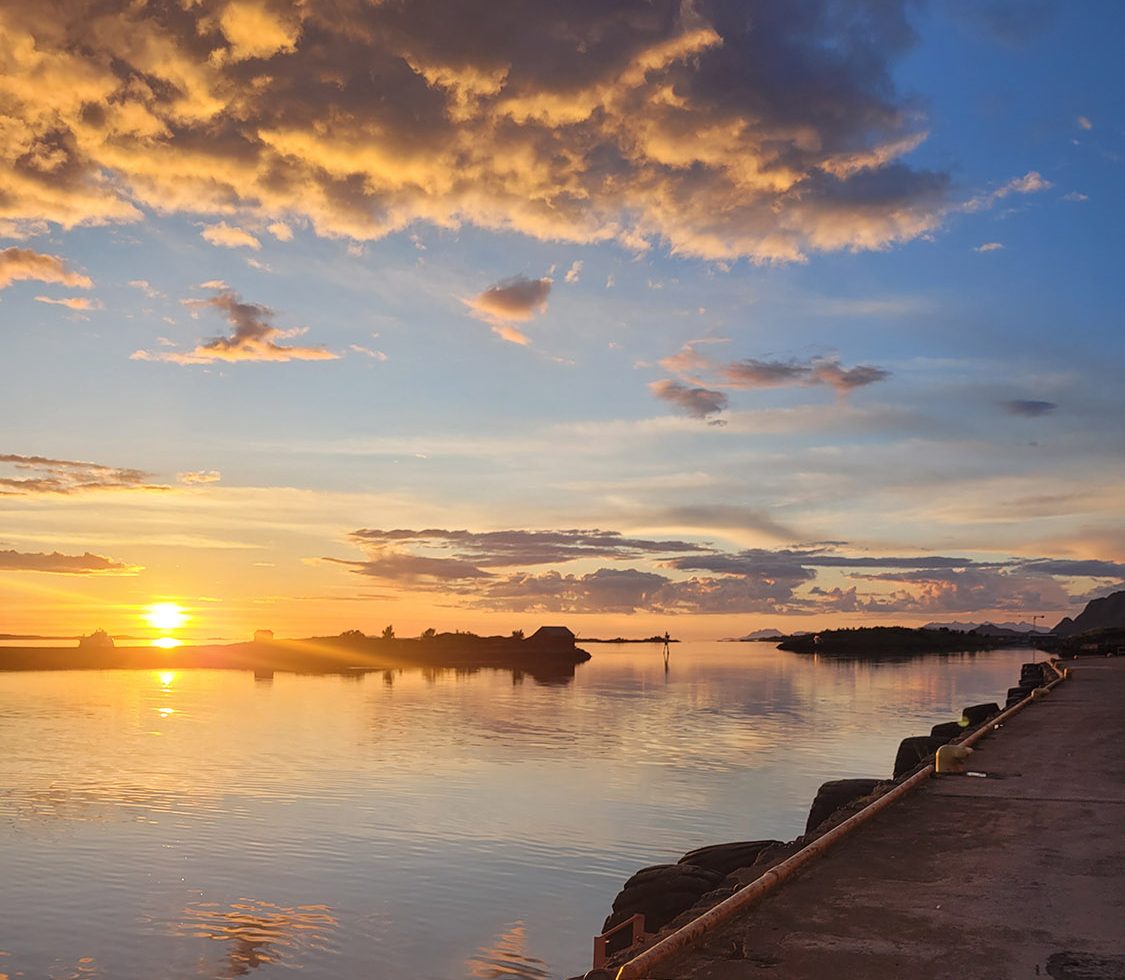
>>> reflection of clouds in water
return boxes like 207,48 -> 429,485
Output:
1,783 -> 239,829
464,921 -> 549,980
174,900 -> 337,977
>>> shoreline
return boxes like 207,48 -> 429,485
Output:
0,633 -> 592,679
616,655 -> 1124,979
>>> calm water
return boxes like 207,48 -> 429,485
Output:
0,642 -> 1034,979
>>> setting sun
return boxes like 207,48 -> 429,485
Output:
145,603 -> 189,631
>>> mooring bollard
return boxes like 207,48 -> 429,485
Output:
934,743 -> 973,774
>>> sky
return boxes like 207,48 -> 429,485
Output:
2,0 -> 1124,642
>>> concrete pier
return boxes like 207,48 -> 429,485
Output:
635,658 -> 1125,979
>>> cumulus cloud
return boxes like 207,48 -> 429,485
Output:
0,0 -> 962,261
974,241 -> 1004,253
132,287 -> 339,364
0,453 -> 162,494
201,222 -> 262,250
1002,399 -> 1057,417
178,470 -> 221,484
328,527 -> 1125,616
564,261 -> 583,284
649,379 -> 729,419
0,549 -> 137,574
963,170 -> 1053,212
465,275 -> 552,344
0,248 -> 92,290
34,295 -> 101,310
267,221 -> 293,241
467,276 -> 552,321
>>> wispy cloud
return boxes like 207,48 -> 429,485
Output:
133,288 -> 339,364
974,242 -> 1004,253
128,279 -> 164,299
0,453 -> 163,494
0,248 -> 92,290
200,222 -> 262,251
177,470 -> 221,485
1002,399 -> 1057,418
1076,115 -> 1093,130
654,341 -> 890,414
34,295 -> 102,311
0,549 -> 139,574
963,170 -> 1053,212
349,345 -> 387,360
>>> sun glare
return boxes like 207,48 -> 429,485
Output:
145,602 -> 189,631
153,637 -> 182,649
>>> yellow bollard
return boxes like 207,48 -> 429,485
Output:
935,743 -> 973,774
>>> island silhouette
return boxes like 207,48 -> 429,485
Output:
0,624 -> 591,682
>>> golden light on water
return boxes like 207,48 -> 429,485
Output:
159,671 -> 176,686
145,602 -> 189,631
153,637 -> 182,649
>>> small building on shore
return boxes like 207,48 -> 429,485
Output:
78,629 -> 114,650
527,626 -> 575,650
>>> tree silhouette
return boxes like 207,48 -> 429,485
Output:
381,624 -> 395,640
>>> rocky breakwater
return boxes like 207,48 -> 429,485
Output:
572,659 -> 1058,979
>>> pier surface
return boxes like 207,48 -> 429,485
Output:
657,658 -> 1125,979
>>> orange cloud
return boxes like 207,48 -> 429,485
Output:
467,276 -> 552,322
0,453 -> 162,494
133,287 -> 338,364
34,295 -> 101,310
0,2 -> 957,261
465,275 -> 551,344
177,470 -> 222,484
0,549 -> 139,574
201,221 -> 261,250
0,247 -> 92,289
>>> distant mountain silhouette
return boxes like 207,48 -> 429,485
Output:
923,620 -> 1051,634
1054,589 -> 1125,637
